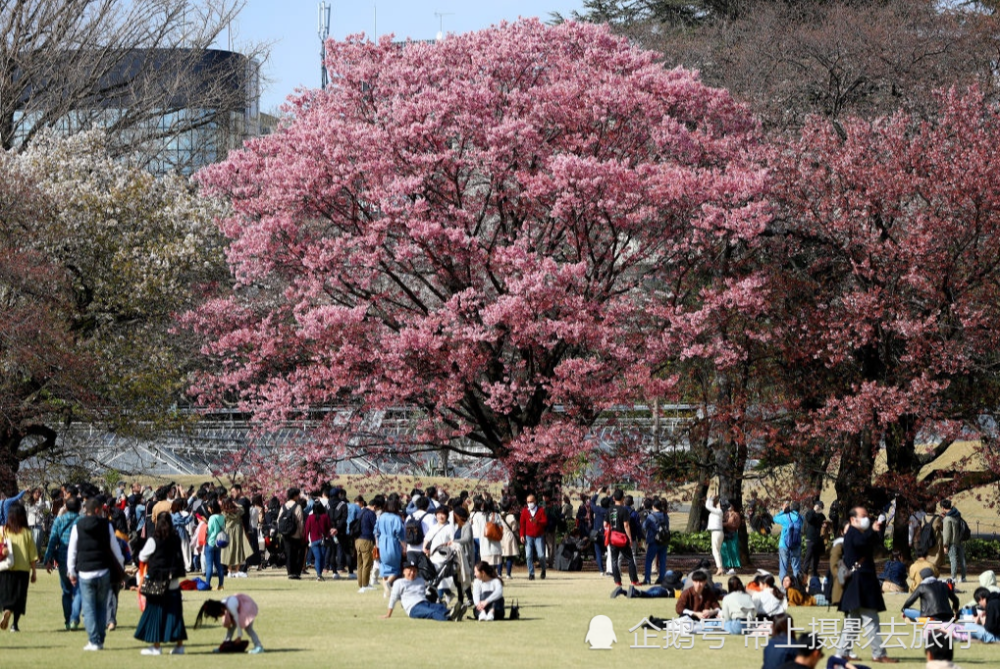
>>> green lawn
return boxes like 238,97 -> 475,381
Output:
2,567 -> 997,668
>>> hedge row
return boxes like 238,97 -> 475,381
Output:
664,532 -> 1000,560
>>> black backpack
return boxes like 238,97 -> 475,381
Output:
958,516 -> 972,542
918,517 -> 938,556
654,515 -> 671,546
277,504 -> 297,536
404,513 -> 427,545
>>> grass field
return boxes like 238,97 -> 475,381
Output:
1,565 -> 996,668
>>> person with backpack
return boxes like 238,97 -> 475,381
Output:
918,502 -> 946,573
642,499 -> 669,586
277,489 -> 305,581
773,501 -> 804,584
940,499 -> 968,583
403,495 -> 436,572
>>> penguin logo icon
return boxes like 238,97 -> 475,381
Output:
585,615 -> 617,650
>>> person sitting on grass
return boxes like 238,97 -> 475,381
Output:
194,594 -> 265,654
471,561 -> 504,621
964,587 -> 1000,643
762,615 -> 798,669
783,575 -> 817,607
720,576 -> 756,634
775,632 -> 824,669
902,568 -> 959,622
674,570 -> 720,620
381,560 -> 466,622
753,574 -> 787,620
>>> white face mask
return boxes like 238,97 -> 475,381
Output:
527,503 -> 537,512
857,517 -> 871,531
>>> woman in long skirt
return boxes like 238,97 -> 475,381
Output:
0,503 -> 38,632
135,512 -> 187,655
221,497 -> 251,577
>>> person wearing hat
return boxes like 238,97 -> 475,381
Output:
901,567 -> 959,622
380,559 -> 465,622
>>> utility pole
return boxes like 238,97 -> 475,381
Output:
434,11 -> 454,42
318,1 -> 331,89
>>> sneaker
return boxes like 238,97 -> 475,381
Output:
316,576 -> 325,582
70,620 -> 80,631
726,569 -> 736,575
107,622 -> 116,631
171,647 -> 185,655
331,572 -> 341,579
528,574 -> 535,581
83,642 -> 103,651
248,646 -> 265,654
452,603 -> 468,622
628,586 -> 638,599
610,586 -> 624,599
357,587 -> 368,594
141,647 -> 162,656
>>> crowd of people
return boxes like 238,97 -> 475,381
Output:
0,478 -> 996,667
0,482 -> 266,654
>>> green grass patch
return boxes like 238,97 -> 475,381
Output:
1,567 -> 996,667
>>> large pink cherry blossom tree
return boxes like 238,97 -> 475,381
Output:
189,19 -> 768,493
768,89 -> 1000,546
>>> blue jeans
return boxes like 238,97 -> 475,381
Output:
778,544 -> 801,582
205,544 -> 224,588
79,572 -> 111,646
965,623 -> 998,643
644,544 -> 667,584
524,536 -> 545,576
724,620 -> 744,634
409,601 -> 449,621
57,557 -> 81,625
310,542 -> 325,579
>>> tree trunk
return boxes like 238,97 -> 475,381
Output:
0,429 -> 21,497
686,479 -> 710,532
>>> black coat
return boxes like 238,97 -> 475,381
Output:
901,580 -> 959,620
838,526 -> 886,613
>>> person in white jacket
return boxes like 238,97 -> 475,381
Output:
472,561 -> 505,621
705,496 -> 725,576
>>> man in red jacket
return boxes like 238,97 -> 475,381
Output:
519,495 -> 547,581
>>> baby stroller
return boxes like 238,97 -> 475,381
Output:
262,528 -> 286,569
424,545 -> 462,606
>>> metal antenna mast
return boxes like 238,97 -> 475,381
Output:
318,1 -> 332,89
434,11 -> 454,41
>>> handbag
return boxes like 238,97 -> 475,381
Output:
139,576 -> 170,597
484,516 -> 503,543
0,530 -> 13,572
608,529 -> 629,549
215,530 -> 230,548
372,545 -> 380,561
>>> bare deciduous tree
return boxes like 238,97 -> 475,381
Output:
0,0 -> 267,172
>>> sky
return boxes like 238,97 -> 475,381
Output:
232,1 -> 584,112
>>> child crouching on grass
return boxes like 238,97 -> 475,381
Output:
194,594 -> 264,654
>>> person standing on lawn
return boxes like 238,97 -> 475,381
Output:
43,495 -> 82,630
607,489 -> 640,597
67,497 -> 125,651
940,499 -> 967,583
519,494 -> 547,581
